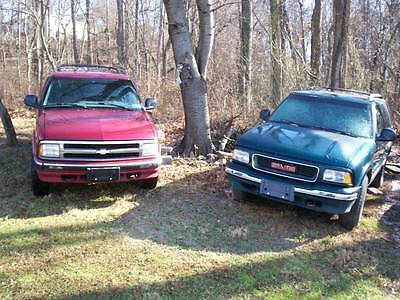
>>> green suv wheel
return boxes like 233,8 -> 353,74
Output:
370,167 -> 384,188
339,176 -> 368,230
232,187 -> 250,202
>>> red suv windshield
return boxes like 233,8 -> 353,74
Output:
43,77 -> 142,110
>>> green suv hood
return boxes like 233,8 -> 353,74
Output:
237,122 -> 375,168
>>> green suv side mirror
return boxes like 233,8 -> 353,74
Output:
260,109 -> 270,121
377,128 -> 397,142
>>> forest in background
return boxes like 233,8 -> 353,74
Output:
0,0 -> 399,132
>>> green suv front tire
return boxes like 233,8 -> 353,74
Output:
339,176 -> 368,230
232,187 -> 250,202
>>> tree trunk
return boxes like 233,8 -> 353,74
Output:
134,0 -> 140,77
270,0 -> 282,104
239,0 -> 252,112
116,0 -> 126,65
163,0 -> 214,155
157,0 -> 165,80
310,0 -> 321,84
162,37 -> 171,77
281,2 -> 297,65
71,0 -> 79,63
0,98 -> 17,147
85,0 -> 92,64
298,0 -> 306,62
330,0 -> 351,89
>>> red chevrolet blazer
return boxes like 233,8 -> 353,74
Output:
24,64 -> 161,196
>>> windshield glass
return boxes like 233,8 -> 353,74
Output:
269,95 -> 373,138
43,77 -> 141,110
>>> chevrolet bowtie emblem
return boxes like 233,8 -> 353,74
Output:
97,149 -> 109,155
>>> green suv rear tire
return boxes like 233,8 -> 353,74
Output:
339,176 -> 368,230
370,167 -> 384,188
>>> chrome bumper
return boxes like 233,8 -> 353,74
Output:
34,156 -> 162,170
226,167 -> 358,201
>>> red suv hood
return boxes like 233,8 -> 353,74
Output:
38,109 -> 156,141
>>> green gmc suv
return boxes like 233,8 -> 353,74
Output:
226,89 -> 397,229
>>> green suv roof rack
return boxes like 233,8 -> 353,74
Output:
314,87 -> 383,99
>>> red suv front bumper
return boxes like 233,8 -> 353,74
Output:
33,156 -> 161,184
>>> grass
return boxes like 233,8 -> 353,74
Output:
0,117 -> 400,299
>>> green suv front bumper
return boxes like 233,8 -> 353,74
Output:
226,161 -> 361,214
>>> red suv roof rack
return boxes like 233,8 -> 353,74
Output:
56,64 -> 126,74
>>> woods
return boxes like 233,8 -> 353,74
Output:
0,0 -> 399,153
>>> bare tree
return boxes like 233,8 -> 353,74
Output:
85,0 -> 92,64
70,0 -> 79,63
239,0 -> 252,111
330,0 -> 351,89
0,93 -> 17,147
116,0 -> 126,65
270,0 -> 282,104
310,0 -> 321,84
163,0 -> 214,155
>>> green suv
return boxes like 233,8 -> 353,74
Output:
226,89 -> 397,229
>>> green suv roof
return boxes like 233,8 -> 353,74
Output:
292,89 -> 384,105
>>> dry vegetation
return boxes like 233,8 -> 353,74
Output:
1,110 -> 400,299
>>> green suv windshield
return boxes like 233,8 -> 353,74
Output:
43,78 -> 142,110
269,95 -> 373,138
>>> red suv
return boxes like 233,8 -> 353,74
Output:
24,65 -> 161,196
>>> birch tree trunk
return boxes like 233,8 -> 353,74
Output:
163,0 -> 214,155
310,0 -> 321,84
239,0 -> 252,112
270,0 -> 282,104
330,0 -> 351,89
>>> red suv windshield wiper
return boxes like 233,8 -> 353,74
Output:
44,103 -> 88,109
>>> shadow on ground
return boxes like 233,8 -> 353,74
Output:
2,141 -> 399,255
118,168 -> 346,254
64,235 -> 400,299
0,142 -> 143,219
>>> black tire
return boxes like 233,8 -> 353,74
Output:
339,176 -> 368,230
370,167 -> 384,188
232,187 -> 250,202
31,162 -> 50,197
138,177 -> 158,189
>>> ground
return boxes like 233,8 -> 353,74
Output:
0,115 -> 400,299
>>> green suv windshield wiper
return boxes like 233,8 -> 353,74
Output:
271,119 -> 301,127
304,125 -> 355,137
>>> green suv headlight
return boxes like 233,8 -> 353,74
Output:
323,169 -> 353,185
39,143 -> 60,158
232,149 -> 250,164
